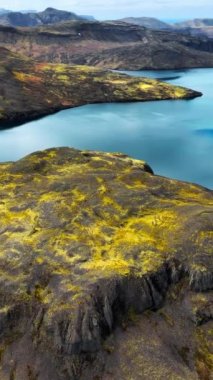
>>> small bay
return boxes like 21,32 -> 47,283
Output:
0,68 -> 213,188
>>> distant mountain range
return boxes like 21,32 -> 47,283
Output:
0,8 -> 95,27
174,19 -> 213,38
117,17 -> 213,38
118,17 -> 172,30
0,8 -> 10,15
0,8 -> 36,15
81,15 -> 96,21
175,19 -> 213,28
0,9 -> 212,37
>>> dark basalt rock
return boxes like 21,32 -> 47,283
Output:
0,147 -> 212,379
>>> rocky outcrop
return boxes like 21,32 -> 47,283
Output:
0,20 -> 213,69
0,147 -> 212,379
0,48 -> 201,126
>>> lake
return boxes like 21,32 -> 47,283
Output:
0,68 -> 213,189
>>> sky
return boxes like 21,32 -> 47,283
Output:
0,0 -> 213,20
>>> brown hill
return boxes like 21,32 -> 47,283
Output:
0,21 -> 213,70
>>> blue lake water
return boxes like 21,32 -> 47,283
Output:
0,68 -> 213,189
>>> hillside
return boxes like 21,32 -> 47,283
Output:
0,147 -> 212,379
0,21 -> 213,70
0,48 -> 200,126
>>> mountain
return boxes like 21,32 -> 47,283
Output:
174,19 -> 213,38
118,17 -> 172,30
0,7 -> 85,27
80,15 -> 96,21
0,9 -> 36,15
119,17 -> 213,38
0,146 -> 212,380
176,18 -> 213,28
0,47 -> 199,126
0,8 -> 10,15
0,20 -> 213,70
18,10 -> 37,14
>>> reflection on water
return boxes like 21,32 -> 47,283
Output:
0,68 -> 213,189
156,76 -> 181,81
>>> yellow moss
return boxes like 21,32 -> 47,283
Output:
108,79 -> 128,85
0,305 -> 10,314
78,208 -> 180,277
51,64 -> 68,73
190,293 -> 208,304
138,83 -> 153,90
178,185 -> 213,204
191,263 -> 208,272
57,74 -> 71,82
40,192 -> 59,202
196,327 -> 213,378
82,250 -> 132,276
98,181 -> 124,213
13,71 -> 42,83
71,188 -> 87,202
173,87 -> 188,98
73,65 -> 99,72
34,284 -> 52,304
35,256 -> 44,265
0,148 -> 211,330
1,207 -> 38,228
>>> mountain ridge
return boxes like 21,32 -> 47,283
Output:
0,20 -> 213,70
0,7 -> 89,27
174,18 -> 213,38
116,16 -> 213,38
118,16 -> 172,30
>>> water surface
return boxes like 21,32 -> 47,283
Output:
0,68 -> 213,188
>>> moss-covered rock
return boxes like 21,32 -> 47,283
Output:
0,47 -> 201,126
0,147 -> 212,379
